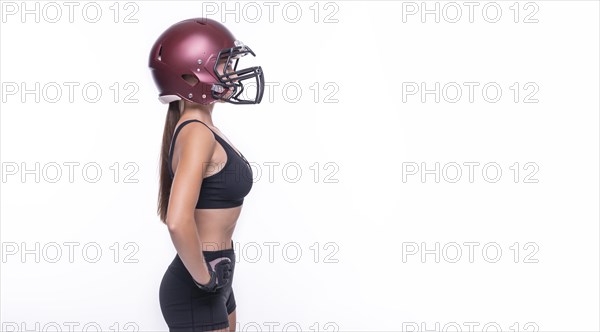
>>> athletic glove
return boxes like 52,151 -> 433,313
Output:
193,257 -> 232,292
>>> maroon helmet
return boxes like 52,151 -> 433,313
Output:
149,18 -> 264,105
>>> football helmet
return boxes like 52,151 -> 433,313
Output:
149,18 -> 264,105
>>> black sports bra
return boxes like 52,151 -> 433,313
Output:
168,119 -> 253,209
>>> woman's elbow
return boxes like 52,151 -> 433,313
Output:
166,213 -> 194,232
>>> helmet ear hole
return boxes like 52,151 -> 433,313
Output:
181,74 -> 199,87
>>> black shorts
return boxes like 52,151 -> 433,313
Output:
159,242 -> 236,331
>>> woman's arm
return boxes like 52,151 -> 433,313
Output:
165,121 -> 216,285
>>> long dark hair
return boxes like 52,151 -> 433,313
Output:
157,101 -> 181,224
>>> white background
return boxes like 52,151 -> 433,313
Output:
1,1 -> 598,331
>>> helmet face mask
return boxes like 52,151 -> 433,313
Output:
149,18 -> 265,106
212,43 -> 264,105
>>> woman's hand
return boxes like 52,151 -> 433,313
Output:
193,264 -> 213,286
193,257 -> 232,292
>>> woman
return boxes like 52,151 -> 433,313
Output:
149,18 -> 265,331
